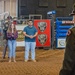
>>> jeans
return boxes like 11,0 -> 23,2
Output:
8,40 -> 17,58
25,42 -> 36,60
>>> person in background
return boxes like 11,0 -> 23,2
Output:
23,20 -> 38,62
3,16 -> 12,59
7,23 -> 18,62
3,21 -> 10,59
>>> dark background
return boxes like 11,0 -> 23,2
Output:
18,0 -> 75,19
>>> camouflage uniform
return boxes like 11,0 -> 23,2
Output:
59,26 -> 75,75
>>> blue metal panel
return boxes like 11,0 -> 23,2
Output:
55,17 -> 73,48
56,30 -> 68,33
56,17 -> 73,21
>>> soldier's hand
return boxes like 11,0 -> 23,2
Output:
67,30 -> 71,36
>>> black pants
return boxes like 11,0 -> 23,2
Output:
3,40 -> 8,58
59,46 -> 75,75
59,64 -> 75,75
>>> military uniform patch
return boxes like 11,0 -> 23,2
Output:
67,30 -> 71,36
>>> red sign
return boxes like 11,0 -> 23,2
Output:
34,19 -> 51,47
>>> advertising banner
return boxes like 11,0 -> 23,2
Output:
16,25 -> 27,46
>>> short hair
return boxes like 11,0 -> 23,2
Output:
28,19 -> 33,22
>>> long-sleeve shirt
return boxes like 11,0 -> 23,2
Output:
7,31 -> 18,40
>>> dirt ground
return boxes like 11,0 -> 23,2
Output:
0,47 -> 65,75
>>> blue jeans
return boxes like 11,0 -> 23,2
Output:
25,42 -> 36,60
8,40 -> 17,58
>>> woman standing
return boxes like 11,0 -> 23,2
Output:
7,23 -> 18,62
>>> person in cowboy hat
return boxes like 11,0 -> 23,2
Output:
59,3 -> 75,75
2,16 -> 12,59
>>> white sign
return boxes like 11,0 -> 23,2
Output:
62,21 -> 74,24
16,25 -> 27,47
57,38 -> 66,48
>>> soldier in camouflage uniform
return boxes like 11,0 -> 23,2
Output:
59,4 -> 75,75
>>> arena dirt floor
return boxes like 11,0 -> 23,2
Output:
0,47 -> 65,75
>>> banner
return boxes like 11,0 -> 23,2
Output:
16,25 -> 27,46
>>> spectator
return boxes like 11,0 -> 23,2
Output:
7,23 -> 18,62
23,20 -> 38,62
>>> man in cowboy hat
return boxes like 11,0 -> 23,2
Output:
2,16 -> 12,59
59,3 -> 75,75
